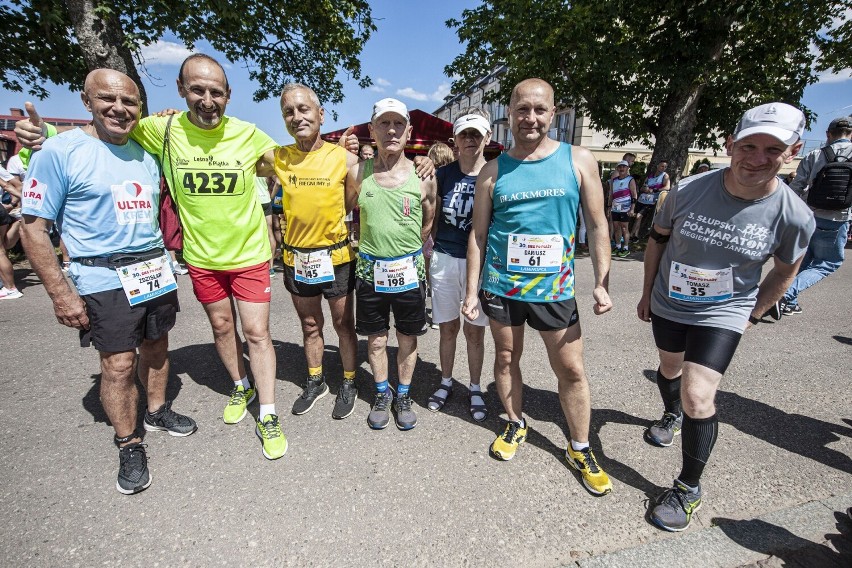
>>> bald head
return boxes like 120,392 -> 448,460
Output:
83,69 -> 139,99
509,78 -> 554,108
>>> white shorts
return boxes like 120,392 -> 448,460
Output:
429,251 -> 487,326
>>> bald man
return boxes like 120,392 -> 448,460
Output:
462,78 -> 614,495
20,69 -> 196,496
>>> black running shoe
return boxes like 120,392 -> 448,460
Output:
332,379 -> 358,419
292,375 -> 329,415
116,443 -> 151,495
143,400 -> 197,436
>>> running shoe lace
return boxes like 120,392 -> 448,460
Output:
502,422 -> 520,443
119,444 -> 147,478
340,383 -> 355,404
301,378 -> 323,399
397,394 -> 412,411
580,447 -> 601,473
661,486 -> 688,512
227,386 -> 246,406
658,413 -> 677,430
262,415 -> 282,437
373,391 -> 390,411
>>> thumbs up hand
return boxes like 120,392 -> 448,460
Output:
339,125 -> 359,155
15,102 -> 48,150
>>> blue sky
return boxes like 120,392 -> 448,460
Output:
1,0 -> 850,146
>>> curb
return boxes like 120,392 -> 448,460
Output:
572,493 -> 851,567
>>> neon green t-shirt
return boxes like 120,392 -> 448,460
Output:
131,113 -> 277,270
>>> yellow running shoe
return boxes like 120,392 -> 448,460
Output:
490,421 -> 528,460
565,446 -> 612,495
223,385 -> 256,424
255,414 -> 288,460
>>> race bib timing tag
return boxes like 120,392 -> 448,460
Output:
507,233 -> 563,274
116,254 -> 178,306
668,261 -> 733,302
374,256 -> 418,293
637,192 -> 658,205
294,250 -> 335,284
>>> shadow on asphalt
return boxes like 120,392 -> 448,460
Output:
641,368 -> 852,475
713,513 -> 852,566
833,335 -> 852,346
12,266 -> 40,293
82,367 -> 188,428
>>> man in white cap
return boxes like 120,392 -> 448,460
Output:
345,98 -> 436,431
636,102 -> 815,531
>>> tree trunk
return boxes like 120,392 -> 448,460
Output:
651,84 -> 706,183
64,0 -> 148,114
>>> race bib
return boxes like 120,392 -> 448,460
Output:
294,250 -> 335,284
612,200 -> 631,213
116,254 -> 178,306
637,192 -> 658,205
507,233 -> 563,274
176,168 -> 246,196
668,261 -> 733,303
374,256 -> 418,293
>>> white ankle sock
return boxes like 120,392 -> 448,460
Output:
259,404 -> 275,420
234,377 -> 250,389
571,439 -> 589,452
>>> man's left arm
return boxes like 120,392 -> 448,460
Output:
255,149 -> 278,178
574,147 -> 612,315
749,255 -> 804,326
420,177 -> 437,243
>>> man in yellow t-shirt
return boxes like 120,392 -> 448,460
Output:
15,54 -> 287,460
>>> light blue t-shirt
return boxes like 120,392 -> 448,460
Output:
22,129 -> 164,295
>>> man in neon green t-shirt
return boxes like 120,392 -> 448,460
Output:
16,54 -> 286,460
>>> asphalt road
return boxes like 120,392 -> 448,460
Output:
1,250 -> 850,567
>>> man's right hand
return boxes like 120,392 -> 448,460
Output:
636,294 -> 652,322
15,102 -> 47,150
461,293 -> 480,321
53,290 -> 90,330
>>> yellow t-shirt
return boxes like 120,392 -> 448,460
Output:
273,142 -> 353,266
132,113 -> 277,270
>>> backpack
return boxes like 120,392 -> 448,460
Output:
806,145 -> 852,210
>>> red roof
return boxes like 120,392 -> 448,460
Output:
321,109 -> 503,158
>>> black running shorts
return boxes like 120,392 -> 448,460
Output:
283,260 -> 355,299
80,289 -> 179,352
650,312 -> 742,374
355,278 -> 427,337
479,290 -> 579,331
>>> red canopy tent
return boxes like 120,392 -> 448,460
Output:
321,109 -> 503,159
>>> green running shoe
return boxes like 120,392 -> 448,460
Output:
255,414 -> 288,460
223,384 -> 256,424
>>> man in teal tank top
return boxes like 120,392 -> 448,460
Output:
345,98 -> 437,431
462,79 -> 615,496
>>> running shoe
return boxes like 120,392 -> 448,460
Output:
116,443 -> 151,495
143,400 -> 198,436
565,446 -> 612,495
393,392 -> 418,430
617,248 -> 630,258
171,263 -> 189,276
645,412 -> 683,447
332,379 -> 358,419
367,389 -> 394,430
490,421 -> 527,460
764,300 -> 782,320
292,375 -> 329,415
781,302 -> 802,316
255,414 -> 288,460
650,480 -> 702,531
223,384 -> 256,424
0,287 -> 23,300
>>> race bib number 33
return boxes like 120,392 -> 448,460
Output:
177,168 -> 245,196
668,261 -> 733,303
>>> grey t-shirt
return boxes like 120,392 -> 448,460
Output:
651,170 -> 815,333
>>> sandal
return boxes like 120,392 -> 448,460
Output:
427,382 -> 453,412
469,389 -> 488,422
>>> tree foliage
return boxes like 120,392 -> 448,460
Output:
447,0 -> 852,176
0,0 -> 375,110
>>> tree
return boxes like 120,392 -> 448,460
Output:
447,0 -> 852,178
0,0 -> 375,114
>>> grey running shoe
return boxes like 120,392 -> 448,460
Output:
645,412 -> 683,447
393,392 -> 418,430
116,443 -> 151,495
650,480 -> 702,532
332,379 -> 358,419
292,375 -> 329,415
367,389 -> 394,430
143,400 -> 198,436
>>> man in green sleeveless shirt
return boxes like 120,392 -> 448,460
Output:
345,98 -> 436,431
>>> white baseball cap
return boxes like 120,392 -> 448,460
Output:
372,98 -> 409,122
453,114 -> 491,137
617,160 -> 630,167
733,103 -> 805,145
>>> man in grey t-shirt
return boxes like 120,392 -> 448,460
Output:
635,102 -> 815,532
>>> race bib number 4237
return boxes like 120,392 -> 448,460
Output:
177,168 -> 245,196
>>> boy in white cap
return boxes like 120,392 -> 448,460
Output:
636,102 -> 815,531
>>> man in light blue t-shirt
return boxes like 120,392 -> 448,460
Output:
20,69 -> 197,496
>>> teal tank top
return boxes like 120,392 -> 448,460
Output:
482,143 -> 580,302
356,159 -> 425,282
